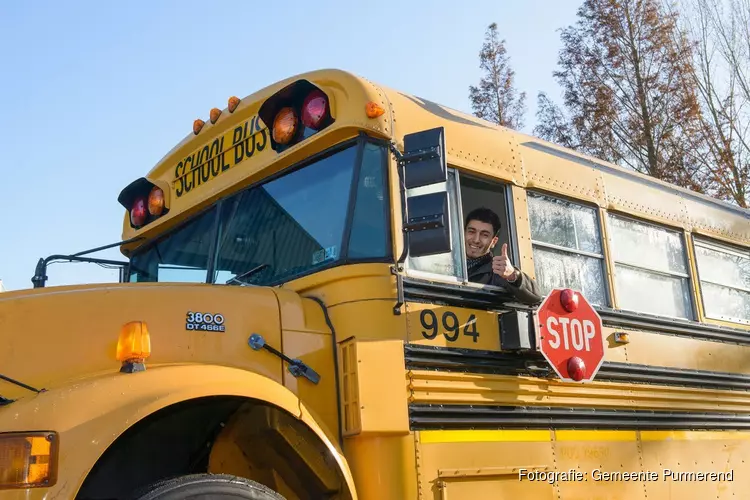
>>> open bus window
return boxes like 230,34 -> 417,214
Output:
458,174 -> 515,285
527,192 -> 608,306
404,170 -> 523,291
128,208 -> 216,283
693,238 -> 750,324
608,214 -> 693,319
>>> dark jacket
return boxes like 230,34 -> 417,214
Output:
467,255 -> 543,306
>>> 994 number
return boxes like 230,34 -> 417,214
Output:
420,310 -> 479,343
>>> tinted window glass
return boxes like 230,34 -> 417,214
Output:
128,208 -> 216,283
212,145 -> 358,285
348,143 -> 389,259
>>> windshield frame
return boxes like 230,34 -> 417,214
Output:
125,134 -> 393,286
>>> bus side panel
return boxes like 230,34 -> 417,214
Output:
640,432 -> 750,499
553,431 -> 645,499
414,432 -> 556,500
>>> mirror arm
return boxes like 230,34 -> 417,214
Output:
389,142 -> 410,267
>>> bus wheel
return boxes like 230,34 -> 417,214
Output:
131,474 -> 286,500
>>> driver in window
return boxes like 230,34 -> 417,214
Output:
464,207 -> 542,305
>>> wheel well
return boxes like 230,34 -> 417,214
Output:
76,396 -> 347,500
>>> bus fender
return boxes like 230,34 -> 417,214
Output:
0,364 -> 356,500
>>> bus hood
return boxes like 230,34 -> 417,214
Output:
0,282 -> 285,402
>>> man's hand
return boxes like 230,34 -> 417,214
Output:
492,243 -> 519,282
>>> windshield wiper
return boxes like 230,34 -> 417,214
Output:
225,264 -> 270,286
0,373 -> 45,405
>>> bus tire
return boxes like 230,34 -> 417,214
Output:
130,473 -> 287,500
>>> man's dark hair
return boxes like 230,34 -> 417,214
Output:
465,207 -> 501,235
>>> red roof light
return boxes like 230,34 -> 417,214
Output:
131,197 -> 147,227
301,90 -> 329,130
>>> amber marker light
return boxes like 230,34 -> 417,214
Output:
366,101 -> 385,118
147,186 -> 165,216
193,119 -> 205,135
117,321 -> 151,373
228,96 -> 241,113
210,107 -> 222,124
0,432 -> 58,490
272,107 -> 299,145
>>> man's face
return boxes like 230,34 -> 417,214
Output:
464,219 -> 498,259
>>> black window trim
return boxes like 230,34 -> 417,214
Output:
126,133 -> 394,286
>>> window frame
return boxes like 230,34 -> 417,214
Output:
125,135 -> 393,285
692,235 -> 750,326
402,167 -> 522,293
526,189 -> 611,308
457,172 -> 520,292
606,211 -> 697,321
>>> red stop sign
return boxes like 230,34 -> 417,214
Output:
536,288 -> 604,383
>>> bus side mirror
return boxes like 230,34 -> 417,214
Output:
402,127 -> 446,189
405,192 -> 452,257
399,127 -> 452,258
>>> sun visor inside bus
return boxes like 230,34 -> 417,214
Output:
405,191 -> 452,257
258,79 -> 335,153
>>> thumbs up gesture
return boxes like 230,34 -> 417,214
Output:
492,243 -> 519,281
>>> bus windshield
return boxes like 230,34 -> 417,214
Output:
127,140 -> 389,285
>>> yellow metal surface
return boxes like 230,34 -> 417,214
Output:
336,339 -> 409,436
416,435 -> 556,500
343,434 -> 418,500
617,328 -> 750,374
404,302 -> 500,351
420,430 -> 552,443
409,370 -> 750,413
641,435 -> 747,499
275,290 -> 340,444
0,364 -> 355,500
511,184 -> 537,280
415,429 -> 750,500
280,263 -> 395,307
0,282 -> 283,401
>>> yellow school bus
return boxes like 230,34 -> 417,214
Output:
1,68 -> 749,499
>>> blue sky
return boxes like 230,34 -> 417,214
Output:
0,1 -> 579,292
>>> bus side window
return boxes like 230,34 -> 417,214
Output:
607,214 -> 693,319
527,192 -> 608,306
693,238 -> 750,325
459,174 -> 514,264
